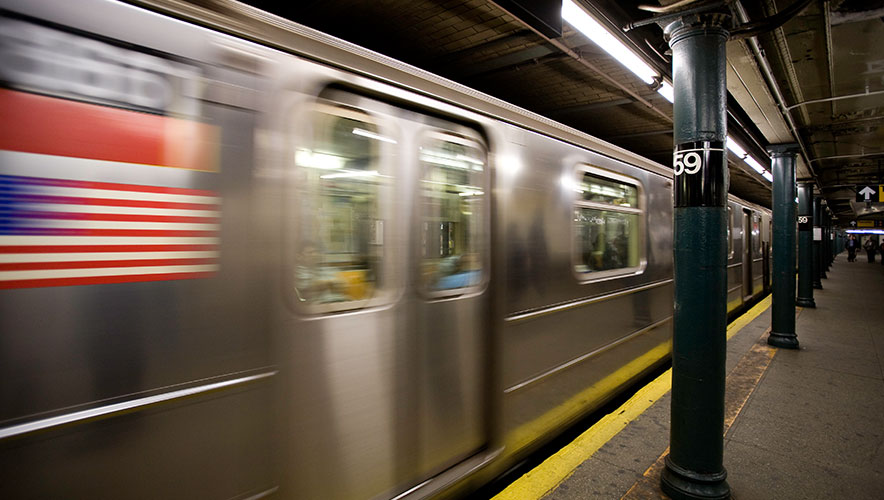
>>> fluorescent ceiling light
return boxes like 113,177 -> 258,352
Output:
562,0 -> 657,84
657,82 -> 674,103
727,137 -> 770,181
725,137 -> 748,158
352,128 -> 397,144
745,157 -> 766,174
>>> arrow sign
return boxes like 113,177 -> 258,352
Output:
857,185 -> 877,202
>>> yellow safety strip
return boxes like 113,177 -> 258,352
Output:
492,294 -> 772,500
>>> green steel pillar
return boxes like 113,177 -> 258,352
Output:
820,204 -> 829,279
769,146 -> 799,349
796,183 -> 815,307
812,196 -> 823,289
826,211 -> 834,268
661,14 -> 730,500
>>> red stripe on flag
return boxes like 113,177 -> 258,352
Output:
11,175 -> 218,197
24,229 -> 217,237
14,210 -> 219,224
0,272 -> 217,289
0,89 -> 218,171
0,258 -> 217,272
0,245 -> 217,254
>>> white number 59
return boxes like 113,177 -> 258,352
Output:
674,151 -> 702,175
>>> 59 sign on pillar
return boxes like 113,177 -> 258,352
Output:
673,140 -> 728,208
673,150 -> 703,176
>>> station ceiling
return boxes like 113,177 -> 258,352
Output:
241,0 -> 884,223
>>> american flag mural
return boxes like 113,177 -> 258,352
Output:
0,89 -> 220,289
0,175 -> 220,289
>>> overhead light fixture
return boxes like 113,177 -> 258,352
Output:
744,157 -> 766,174
847,229 -> 884,235
562,0 -> 673,100
725,137 -> 748,158
727,137 -> 771,182
657,82 -> 674,103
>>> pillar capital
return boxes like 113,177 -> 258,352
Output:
767,143 -> 800,157
664,12 -> 731,44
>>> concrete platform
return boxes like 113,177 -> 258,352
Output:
493,253 -> 884,500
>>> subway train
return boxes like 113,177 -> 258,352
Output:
0,1 -> 771,498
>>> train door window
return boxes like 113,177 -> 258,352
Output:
573,166 -> 643,280
292,103 -> 390,310
753,213 -> 762,257
728,206 -> 734,259
419,132 -> 485,295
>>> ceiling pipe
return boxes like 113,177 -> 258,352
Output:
729,0 -> 814,39
823,1 -> 836,118
809,152 -> 884,163
626,1 -> 732,30
785,89 -> 884,112
732,1 -> 821,191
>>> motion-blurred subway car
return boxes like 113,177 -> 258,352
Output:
0,1 -> 770,498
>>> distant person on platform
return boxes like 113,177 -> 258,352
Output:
846,234 -> 859,262
880,239 -> 884,266
863,237 -> 876,263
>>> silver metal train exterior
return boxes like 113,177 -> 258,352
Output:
0,1 -> 770,498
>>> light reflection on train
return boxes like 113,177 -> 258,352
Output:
0,1 -> 770,498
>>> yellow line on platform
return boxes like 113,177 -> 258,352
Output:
492,369 -> 672,500
492,295 -> 772,500
727,294 -> 771,341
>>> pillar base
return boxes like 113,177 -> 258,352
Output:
661,456 -> 730,500
768,331 -> 799,349
796,297 -> 816,308
812,281 -> 823,289
821,271 -> 828,279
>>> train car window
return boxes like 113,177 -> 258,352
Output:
573,167 -> 643,279
753,213 -> 762,257
293,104 -> 388,309
419,133 -> 485,295
728,206 -> 734,259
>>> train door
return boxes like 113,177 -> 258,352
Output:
742,209 -> 753,300
280,87 -> 487,499
413,127 -> 488,476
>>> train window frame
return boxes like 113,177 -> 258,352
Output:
728,206 -> 734,260
753,213 -> 762,258
571,165 -> 646,283
288,100 -> 397,315
417,130 -> 489,300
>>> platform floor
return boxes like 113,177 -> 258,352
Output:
493,253 -> 884,500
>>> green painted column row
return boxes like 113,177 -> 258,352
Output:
796,182 -> 815,308
769,146 -> 799,349
812,195 -> 823,289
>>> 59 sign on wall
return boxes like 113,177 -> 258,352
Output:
673,140 -> 728,208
